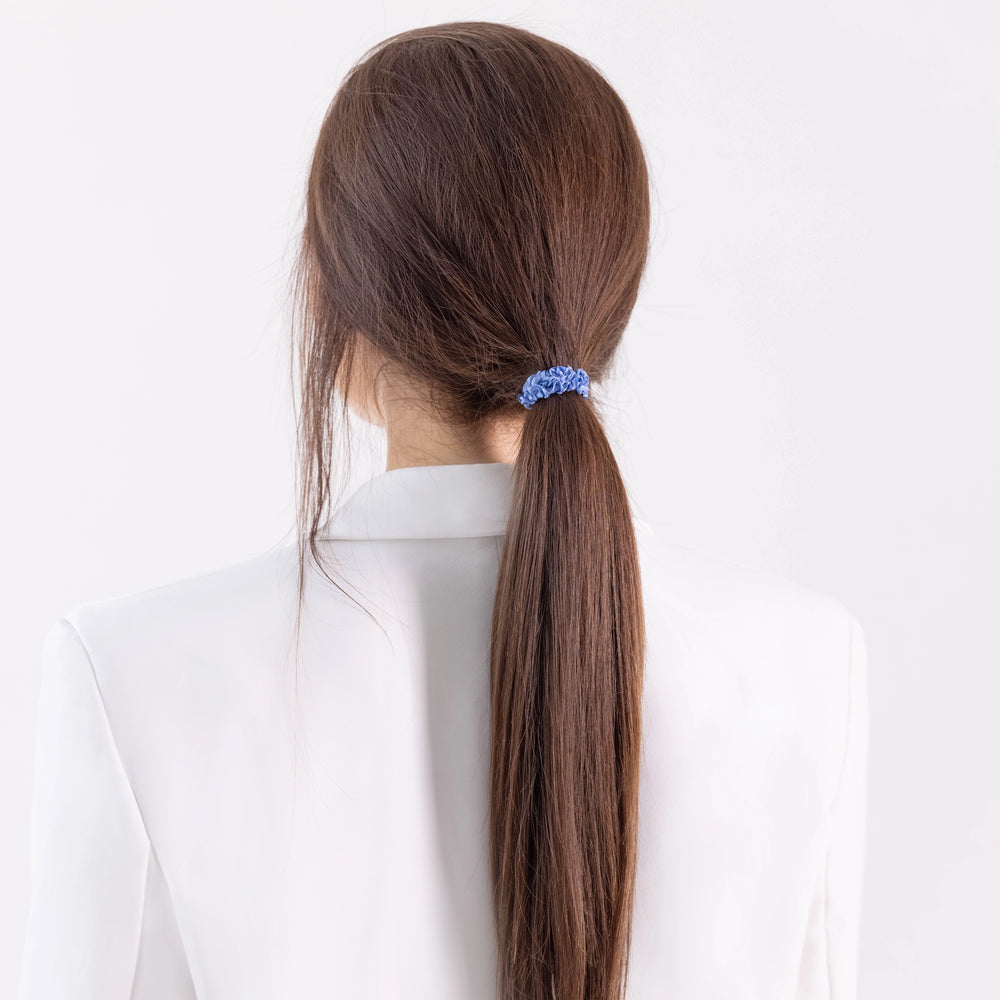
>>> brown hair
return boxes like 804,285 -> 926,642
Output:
289,21 -> 650,1000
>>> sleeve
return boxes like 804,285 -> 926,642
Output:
796,610 -> 870,999
19,618 -> 152,1000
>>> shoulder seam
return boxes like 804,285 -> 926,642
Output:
58,618 -> 197,990
57,618 -> 159,860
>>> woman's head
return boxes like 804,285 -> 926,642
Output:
293,19 -> 649,462
291,21 -> 650,1000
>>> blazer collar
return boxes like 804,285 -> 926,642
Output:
317,461 -> 516,540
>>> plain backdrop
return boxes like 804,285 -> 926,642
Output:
2,1 -> 997,996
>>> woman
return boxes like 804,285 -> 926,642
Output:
19,20 -> 868,1000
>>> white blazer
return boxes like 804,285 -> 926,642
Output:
19,460 -> 869,1000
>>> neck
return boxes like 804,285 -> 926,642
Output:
382,393 -> 525,471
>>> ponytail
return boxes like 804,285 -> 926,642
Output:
490,388 -> 646,1000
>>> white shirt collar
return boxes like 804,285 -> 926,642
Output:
317,461 -> 516,540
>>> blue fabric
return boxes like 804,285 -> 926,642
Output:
517,365 -> 590,409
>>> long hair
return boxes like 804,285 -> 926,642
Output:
288,21 -> 651,1000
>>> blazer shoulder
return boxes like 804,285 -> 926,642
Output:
61,541 -> 301,656
634,519 -> 856,633
633,521 -> 861,807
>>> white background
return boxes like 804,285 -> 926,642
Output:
2,1 -> 997,996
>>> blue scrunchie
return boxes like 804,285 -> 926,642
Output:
518,365 -> 590,409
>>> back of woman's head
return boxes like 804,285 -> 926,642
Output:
291,20 -> 650,1000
